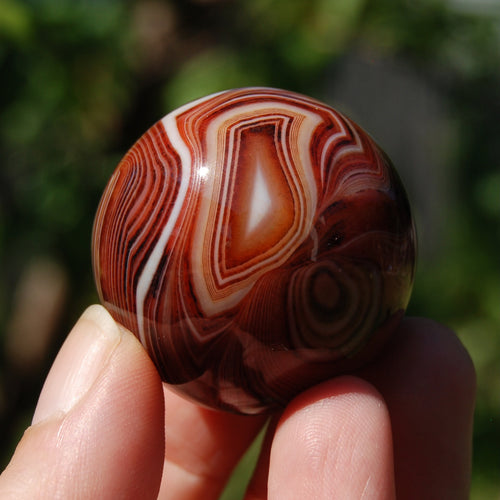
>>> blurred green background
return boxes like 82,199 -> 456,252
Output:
0,0 -> 498,498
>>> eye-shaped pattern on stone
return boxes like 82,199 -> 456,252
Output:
92,87 -> 416,414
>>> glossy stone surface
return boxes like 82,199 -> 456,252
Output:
92,87 -> 416,414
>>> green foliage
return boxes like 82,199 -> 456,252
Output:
164,48 -> 268,109
0,0 -> 32,44
1,0 -> 131,267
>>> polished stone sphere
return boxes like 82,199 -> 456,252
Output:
92,87 -> 416,414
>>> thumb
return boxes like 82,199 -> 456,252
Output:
0,305 -> 165,500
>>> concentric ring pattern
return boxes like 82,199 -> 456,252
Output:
92,87 -> 416,414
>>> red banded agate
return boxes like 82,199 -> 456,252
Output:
92,87 -> 416,414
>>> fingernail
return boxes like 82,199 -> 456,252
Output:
32,304 -> 122,425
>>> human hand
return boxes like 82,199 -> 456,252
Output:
0,305 -> 475,499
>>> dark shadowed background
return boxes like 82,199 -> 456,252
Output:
0,1 -> 499,498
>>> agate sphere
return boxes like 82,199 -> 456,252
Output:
92,87 -> 416,414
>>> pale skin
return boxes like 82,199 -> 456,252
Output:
0,305 -> 475,499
